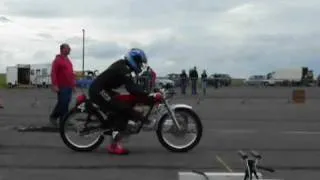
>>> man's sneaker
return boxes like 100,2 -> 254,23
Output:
49,117 -> 58,127
107,143 -> 129,155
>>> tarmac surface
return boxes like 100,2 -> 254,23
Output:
1,86 -> 320,180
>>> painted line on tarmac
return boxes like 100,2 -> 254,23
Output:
208,129 -> 258,134
215,155 -> 233,172
209,129 -> 320,135
281,131 -> 320,135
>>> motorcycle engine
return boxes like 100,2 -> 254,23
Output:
126,104 -> 150,133
133,104 -> 150,117
126,120 -> 140,133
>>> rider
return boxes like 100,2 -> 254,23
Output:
88,48 -> 158,155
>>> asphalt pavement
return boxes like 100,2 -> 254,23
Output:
1,86 -> 320,180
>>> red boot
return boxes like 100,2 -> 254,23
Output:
107,143 -> 129,155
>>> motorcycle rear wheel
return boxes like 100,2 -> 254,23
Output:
59,107 -> 105,152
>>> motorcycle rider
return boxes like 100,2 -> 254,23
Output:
88,48 -> 160,155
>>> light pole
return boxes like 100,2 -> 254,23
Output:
82,29 -> 85,77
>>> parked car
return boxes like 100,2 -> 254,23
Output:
166,73 -> 181,87
75,70 -> 98,88
155,77 -> 175,88
76,79 -> 93,88
207,73 -> 232,87
244,75 -> 270,86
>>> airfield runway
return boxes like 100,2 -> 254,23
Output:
1,86 -> 320,180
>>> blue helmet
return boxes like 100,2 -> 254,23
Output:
124,48 -> 148,73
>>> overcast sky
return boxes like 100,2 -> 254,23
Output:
1,0 -> 320,78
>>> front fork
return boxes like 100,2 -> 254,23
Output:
163,100 -> 182,130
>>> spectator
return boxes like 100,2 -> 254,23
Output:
0,97 -> 3,109
49,43 -> 76,127
180,69 -> 188,95
201,70 -> 208,95
140,66 -> 154,92
189,66 -> 198,95
188,69 -> 192,86
150,67 -> 156,90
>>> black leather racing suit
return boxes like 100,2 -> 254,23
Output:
88,59 -> 149,131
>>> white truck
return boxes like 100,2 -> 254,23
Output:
6,66 -> 18,88
30,63 -> 52,88
266,67 -> 314,86
6,64 -> 31,88
5,63 -> 52,88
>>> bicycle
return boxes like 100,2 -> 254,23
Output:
238,150 -> 275,180
182,150 -> 278,180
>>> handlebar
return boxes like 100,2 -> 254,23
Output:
238,150 -> 276,176
250,150 -> 262,159
153,87 -> 176,100
238,150 -> 249,159
238,150 -> 262,160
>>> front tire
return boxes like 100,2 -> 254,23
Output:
156,108 -> 203,153
59,107 -> 105,152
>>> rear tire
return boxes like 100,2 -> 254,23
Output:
156,108 -> 203,153
59,107 -> 105,152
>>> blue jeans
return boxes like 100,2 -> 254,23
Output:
50,87 -> 73,120
191,80 -> 197,95
181,81 -> 187,94
202,81 -> 207,95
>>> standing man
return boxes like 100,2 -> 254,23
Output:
0,97 -> 3,109
150,67 -> 157,91
190,66 -> 198,95
201,70 -> 208,95
189,68 -> 193,94
180,69 -> 188,95
142,66 -> 155,92
139,68 -> 150,92
49,43 -> 76,126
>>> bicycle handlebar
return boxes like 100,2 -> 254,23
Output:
238,150 -> 276,174
238,150 -> 262,160
249,150 -> 262,159
238,150 -> 248,159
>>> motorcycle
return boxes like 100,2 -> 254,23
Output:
59,87 -> 203,153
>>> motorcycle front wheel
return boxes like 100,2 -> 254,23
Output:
156,108 -> 203,152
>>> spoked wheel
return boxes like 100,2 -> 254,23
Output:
156,108 -> 203,152
59,108 -> 105,152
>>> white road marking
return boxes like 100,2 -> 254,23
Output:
281,131 -> 320,135
207,129 -> 258,134
215,129 -> 258,134
208,129 -> 320,135
215,155 -> 233,172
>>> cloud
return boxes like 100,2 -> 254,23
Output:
37,33 -> 53,39
0,0 -> 320,78
0,16 -> 11,23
